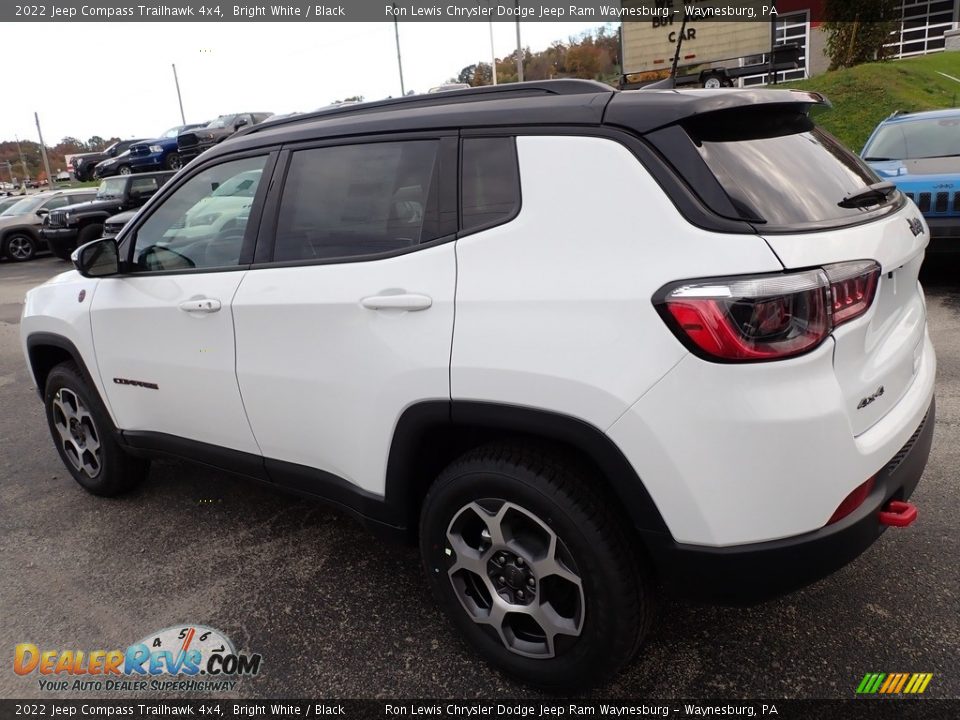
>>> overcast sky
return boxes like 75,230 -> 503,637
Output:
4,21 -> 604,144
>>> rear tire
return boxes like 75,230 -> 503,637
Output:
44,361 -> 149,496
419,443 -> 655,689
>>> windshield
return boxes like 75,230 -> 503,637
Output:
97,178 -> 127,200
206,115 -> 237,129
863,116 -> 960,160
211,170 -> 263,198
160,127 -> 182,138
0,197 -> 42,216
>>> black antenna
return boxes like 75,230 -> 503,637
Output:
669,8 -> 690,89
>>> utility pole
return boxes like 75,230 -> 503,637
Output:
393,6 -> 406,95
14,135 -> 29,184
489,21 -> 498,85
35,113 -> 54,186
514,0 -> 524,82
172,64 -> 186,124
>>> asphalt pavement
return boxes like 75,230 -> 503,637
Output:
1,254 -> 957,700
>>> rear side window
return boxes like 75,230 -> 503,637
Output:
461,137 -> 520,232
129,177 -> 160,197
274,140 -> 445,262
648,108 -> 895,231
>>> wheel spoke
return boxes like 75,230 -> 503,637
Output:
446,532 -> 490,578
531,601 -> 582,656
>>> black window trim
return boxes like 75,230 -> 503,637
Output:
114,148 -> 279,277
457,134 -> 522,238
252,130 -> 460,269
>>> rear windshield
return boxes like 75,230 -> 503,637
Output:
863,116 -> 960,160
653,108 -> 897,230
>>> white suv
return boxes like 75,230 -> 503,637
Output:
21,81 -> 936,688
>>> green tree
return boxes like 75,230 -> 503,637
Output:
823,0 -> 900,70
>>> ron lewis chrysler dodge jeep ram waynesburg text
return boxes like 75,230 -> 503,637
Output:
21,82 -> 936,689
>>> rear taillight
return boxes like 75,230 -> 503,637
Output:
824,260 -> 880,325
656,260 -> 880,362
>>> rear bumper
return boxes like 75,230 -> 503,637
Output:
646,398 -> 935,599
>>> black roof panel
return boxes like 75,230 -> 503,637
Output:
198,80 -> 831,161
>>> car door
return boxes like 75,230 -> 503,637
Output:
232,135 -> 458,496
89,152 -> 275,455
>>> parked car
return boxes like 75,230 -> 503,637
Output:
0,195 -> 25,214
177,113 -> 272,163
0,188 -> 97,261
21,82 -> 935,688
56,171 -> 71,182
93,151 -> 135,179
73,139 -> 147,182
863,108 -> 960,251
41,171 -> 174,259
101,209 -> 137,240
125,124 -> 206,174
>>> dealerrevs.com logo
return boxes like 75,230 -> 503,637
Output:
14,625 -> 262,693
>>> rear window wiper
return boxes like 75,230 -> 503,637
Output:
838,181 -> 897,209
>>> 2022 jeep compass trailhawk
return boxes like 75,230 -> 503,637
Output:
22,81 -> 936,689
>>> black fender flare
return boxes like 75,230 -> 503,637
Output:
384,400 -> 669,536
25,332 -> 100,401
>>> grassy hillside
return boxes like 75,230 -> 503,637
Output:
782,52 -> 960,152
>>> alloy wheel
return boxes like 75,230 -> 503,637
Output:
445,498 -> 585,659
7,236 -> 33,260
51,388 -> 102,478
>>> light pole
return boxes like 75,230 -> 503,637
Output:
489,21 -> 497,85
393,6 -> 406,96
172,64 -> 186,124
35,113 -> 55,187
514,0 -> 523,82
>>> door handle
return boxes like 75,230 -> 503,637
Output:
360,293 -> 433,311
178,298 -> 222,313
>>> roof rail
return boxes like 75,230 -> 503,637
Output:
241,79 -> 615,136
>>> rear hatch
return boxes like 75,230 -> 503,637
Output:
643,99 -> 929,435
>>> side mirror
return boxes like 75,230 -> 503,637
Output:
234,118 -> 249,130
73,238 -> 120,277
36,208 -> 49,216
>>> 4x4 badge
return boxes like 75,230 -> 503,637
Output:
906,217 -> 924,237
857,386 -> 885,410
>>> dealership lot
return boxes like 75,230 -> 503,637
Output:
1,256 -> 958,699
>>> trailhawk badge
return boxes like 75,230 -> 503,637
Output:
906,217 -> 924,237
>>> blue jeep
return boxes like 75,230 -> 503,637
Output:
127,123 -> 206,173
863,108 -> 960,251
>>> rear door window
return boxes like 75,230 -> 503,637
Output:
273,140 -> 450,262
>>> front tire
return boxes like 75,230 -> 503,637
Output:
118,165 -> 132,176
420,443 -> 654,689
3,233 -> 36,262
165,152 -> 182,170
44,362 -> 149,496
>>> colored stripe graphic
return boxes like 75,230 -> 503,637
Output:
857,672 -> 933,694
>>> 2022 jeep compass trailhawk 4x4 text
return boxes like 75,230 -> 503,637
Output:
21,81 -> 936,689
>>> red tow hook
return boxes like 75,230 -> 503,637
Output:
879,500 -> 918,528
